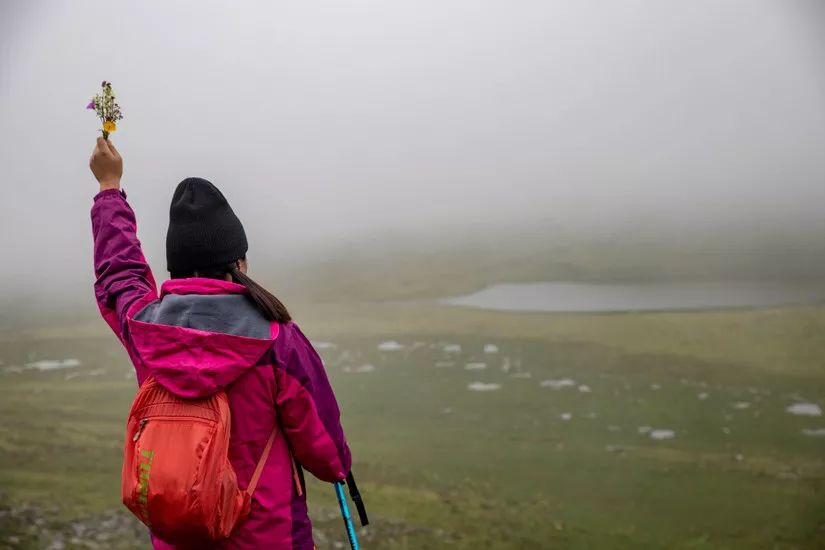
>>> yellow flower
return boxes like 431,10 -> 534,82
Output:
103,121 -> 117,133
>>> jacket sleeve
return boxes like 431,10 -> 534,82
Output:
91,188 -> 158,345
274,323 -> 352,482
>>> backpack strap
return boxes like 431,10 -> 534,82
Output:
246,320 -> 281,497
246,428 -> 277,496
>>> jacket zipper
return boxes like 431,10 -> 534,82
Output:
132,419 -> 149,442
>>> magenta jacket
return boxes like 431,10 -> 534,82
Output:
91,188 -> 351,549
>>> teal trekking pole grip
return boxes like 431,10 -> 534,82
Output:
335,481 -> 360,550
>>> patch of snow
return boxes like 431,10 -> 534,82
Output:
578,385 -> 592,393
464,362 -> 487,371
698,392 -> 710,400
511,372 -> 532,379
355,364 -> 375,373
484,344 -> 499,354
732,401 -> 751,410
637,426 -> 652,434
2,365 -> 23,374
377,341 -> 404,352
801,428 -> 825,437
649,429 -> 676,440
313,341 -> 335,350
26,359 -> 81,371
443,344 -> 462,353
540,378 -> 576,390
64,372 -> 81,381
467,382 -> 501,392
786,403 -> 822,417
88,368 -> 107,376
560,413 -> 573,421
434,361 -> 454,368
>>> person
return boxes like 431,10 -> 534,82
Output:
89,137 -> 351,550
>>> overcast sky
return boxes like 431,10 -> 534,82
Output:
1,1 -> 823,298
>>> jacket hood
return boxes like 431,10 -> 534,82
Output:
128,278 -> 277,398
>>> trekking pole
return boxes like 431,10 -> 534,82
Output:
334,481 -> 360,550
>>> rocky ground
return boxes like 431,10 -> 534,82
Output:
0,493 -> 450,550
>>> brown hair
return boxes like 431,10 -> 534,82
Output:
171,258 -> 291,323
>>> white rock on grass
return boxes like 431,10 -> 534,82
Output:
560,413 -> 573,421
540,378 -> 576,390
578,385 -> 592,393
26,359 -> 81,371
464,362 -> 487,371
484,344 -> 499,354
649,429 -> 676,440
467,382 -> 501,392
377,341 -> 404,351
786,403 -> 822,417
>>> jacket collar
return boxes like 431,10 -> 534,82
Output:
160,277 -> 247,297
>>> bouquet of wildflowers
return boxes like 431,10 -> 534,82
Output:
87,81 -> 123,139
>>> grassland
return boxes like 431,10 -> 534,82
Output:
1,298 -> 824,549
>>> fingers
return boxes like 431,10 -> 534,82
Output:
106,139 -> 121,159
96,136 -> 111,156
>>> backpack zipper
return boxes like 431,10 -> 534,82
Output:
132,418 -> 149,442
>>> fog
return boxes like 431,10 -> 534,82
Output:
1,1 -> 824,304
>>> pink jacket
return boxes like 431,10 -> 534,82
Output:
91,188 -> 351,549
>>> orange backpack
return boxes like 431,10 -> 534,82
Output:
121,376 -> 275,544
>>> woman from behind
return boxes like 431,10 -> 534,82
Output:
89,137 -> 350,549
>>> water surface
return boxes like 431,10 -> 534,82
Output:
442,281 -> 825,313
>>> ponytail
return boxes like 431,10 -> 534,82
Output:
170,258 -> 291,323
227,263 -> 292,323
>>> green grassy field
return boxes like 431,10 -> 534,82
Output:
1,300 -> 824,549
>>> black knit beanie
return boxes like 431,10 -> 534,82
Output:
166,177 -> 248,273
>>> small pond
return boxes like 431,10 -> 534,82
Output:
441,281 -> 825,313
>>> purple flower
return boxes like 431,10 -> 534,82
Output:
86,100 -> 96,110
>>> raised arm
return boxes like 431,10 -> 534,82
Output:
274,323 -> 352,482
89,138 -> 158,344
